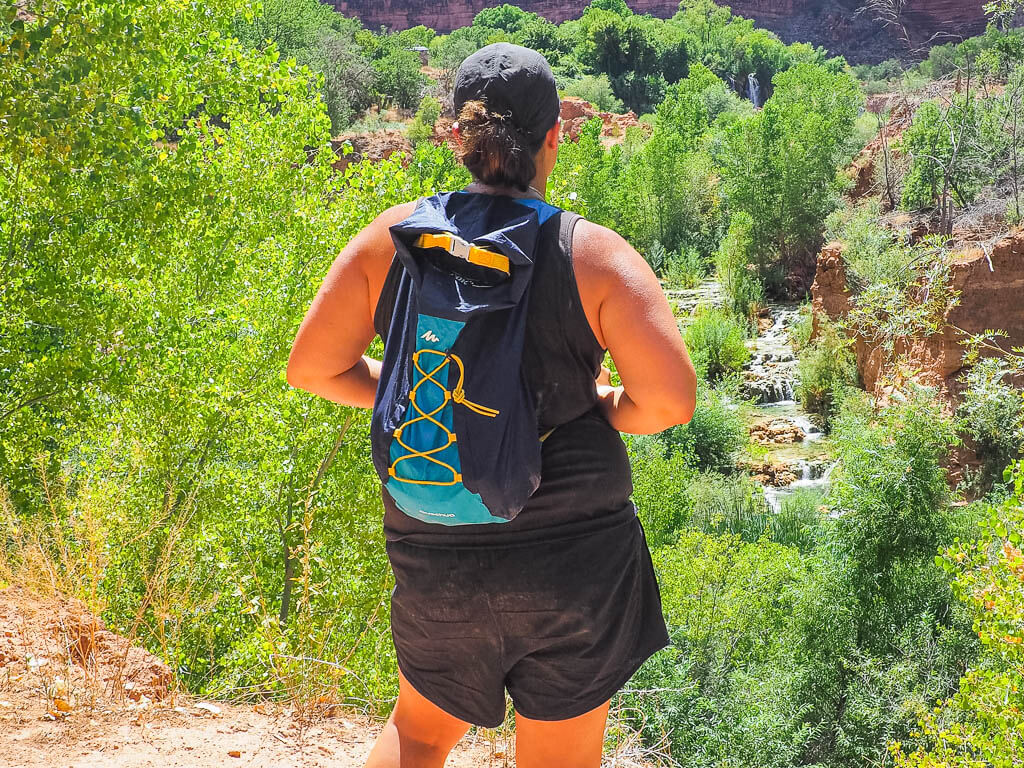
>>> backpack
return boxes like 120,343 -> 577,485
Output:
370,191 -> 562,526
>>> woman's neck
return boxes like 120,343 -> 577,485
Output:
465,179 -> 546,201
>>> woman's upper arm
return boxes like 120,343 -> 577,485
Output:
287,203 -> 414,388
573,220 -> 697,422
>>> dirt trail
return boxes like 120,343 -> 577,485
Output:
0,586 -> 505,767
2,701 -> 505,767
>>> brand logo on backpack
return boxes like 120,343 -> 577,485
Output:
420,330 -> 440,344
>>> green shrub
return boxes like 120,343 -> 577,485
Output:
958,357 -> 1024,492
829,386 -> 960,600
776,488 -> 826,552
796,319 -> 857,431
563,73 -> 625,112
619,531 -> 807,767
628,380 -> 746,546
663,247 -> 707,289
684,307 -> 751,383
660,379 -> 747,473
371,45 -> 426,110
900,97 -> 991,216
788,302 -> 814,354
825,200 -> 915,291
628,437 -> 697,549
715,212 -> 765,319
407,95 -> 441,144
893,461 -> 1024,768
782,389 -> 974,767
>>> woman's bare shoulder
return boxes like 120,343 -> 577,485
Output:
355,200 -> 419,282
570,217 -> 650,290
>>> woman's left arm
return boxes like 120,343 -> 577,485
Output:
287,203 -> 414,407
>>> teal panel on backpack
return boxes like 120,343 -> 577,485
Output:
385,314 -> 507,526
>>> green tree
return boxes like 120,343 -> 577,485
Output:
0,0 -> 471,704
719,63 -> 862,291
232,0 -> 357,52
893,462 -> 1024,768
371,45 -> 425,110
900,94 -> 994,235
574,4 -> 688,114
563,74 -> 625,112
548,117 -> 626,227
300,32 -> 375,132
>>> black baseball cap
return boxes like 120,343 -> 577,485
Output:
453,43 -> 560,145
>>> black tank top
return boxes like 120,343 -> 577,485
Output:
372,205 -> 637,546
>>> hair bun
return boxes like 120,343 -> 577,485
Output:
454,100 -> 542,192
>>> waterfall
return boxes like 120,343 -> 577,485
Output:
748,73 -> 762,108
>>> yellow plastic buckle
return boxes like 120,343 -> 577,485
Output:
416,233 -> 509,275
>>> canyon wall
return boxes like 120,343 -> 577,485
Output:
811,234 -> 1024,401
331,0 -> 989,64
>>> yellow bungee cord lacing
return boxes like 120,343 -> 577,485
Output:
388,348 -> 499,486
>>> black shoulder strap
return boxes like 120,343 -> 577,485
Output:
557,210 -> 582,258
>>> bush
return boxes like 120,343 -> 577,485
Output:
825,201 -> 915,291
776,488 -> 826,552
829,386 -> 959,596
663,247 -> 707,289
715,212 -> 765,319
782,389 -> 974,768
893,462 -> 1024,768
796,319 -> 857,431
619,530 -> 807,767
900,97 -> 991,218
958,357 -> 1024,492
628,438 -> 697,549
407,95 -> 441,144
616,132 -> 723,256
563,73 -> 625,112
788,302 -> 814,354
628,380 -> 747,546
684,306 -> 751,383
660,379 -> 747,473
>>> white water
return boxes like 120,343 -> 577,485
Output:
763,459 -> 837,514
744,303 -> 835,511
748,73 -> 763,108
669,281 -> 836,512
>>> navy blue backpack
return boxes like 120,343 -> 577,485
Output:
371,191 -> 561,525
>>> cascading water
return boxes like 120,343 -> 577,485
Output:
763,460 -> 837,513
743,306 -> 801,406
748,73 -> 763,108
741,301 -> 836,511
670,282 -> 836,515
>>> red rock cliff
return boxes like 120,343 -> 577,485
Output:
811,233 -> 1024,401
330,0 -> 988,64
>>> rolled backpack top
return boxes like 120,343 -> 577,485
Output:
370,191 -> 562,526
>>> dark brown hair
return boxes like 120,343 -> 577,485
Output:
455,100 -> 546,192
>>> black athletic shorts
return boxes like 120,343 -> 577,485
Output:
386,514 -> 670,728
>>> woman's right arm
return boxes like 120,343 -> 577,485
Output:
572,220 -> 697,435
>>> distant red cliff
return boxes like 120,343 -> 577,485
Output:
330,0 -> 988,64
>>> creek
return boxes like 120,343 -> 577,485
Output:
669,281 -> 836,513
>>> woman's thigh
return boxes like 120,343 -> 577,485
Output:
514,699 -> 612,768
